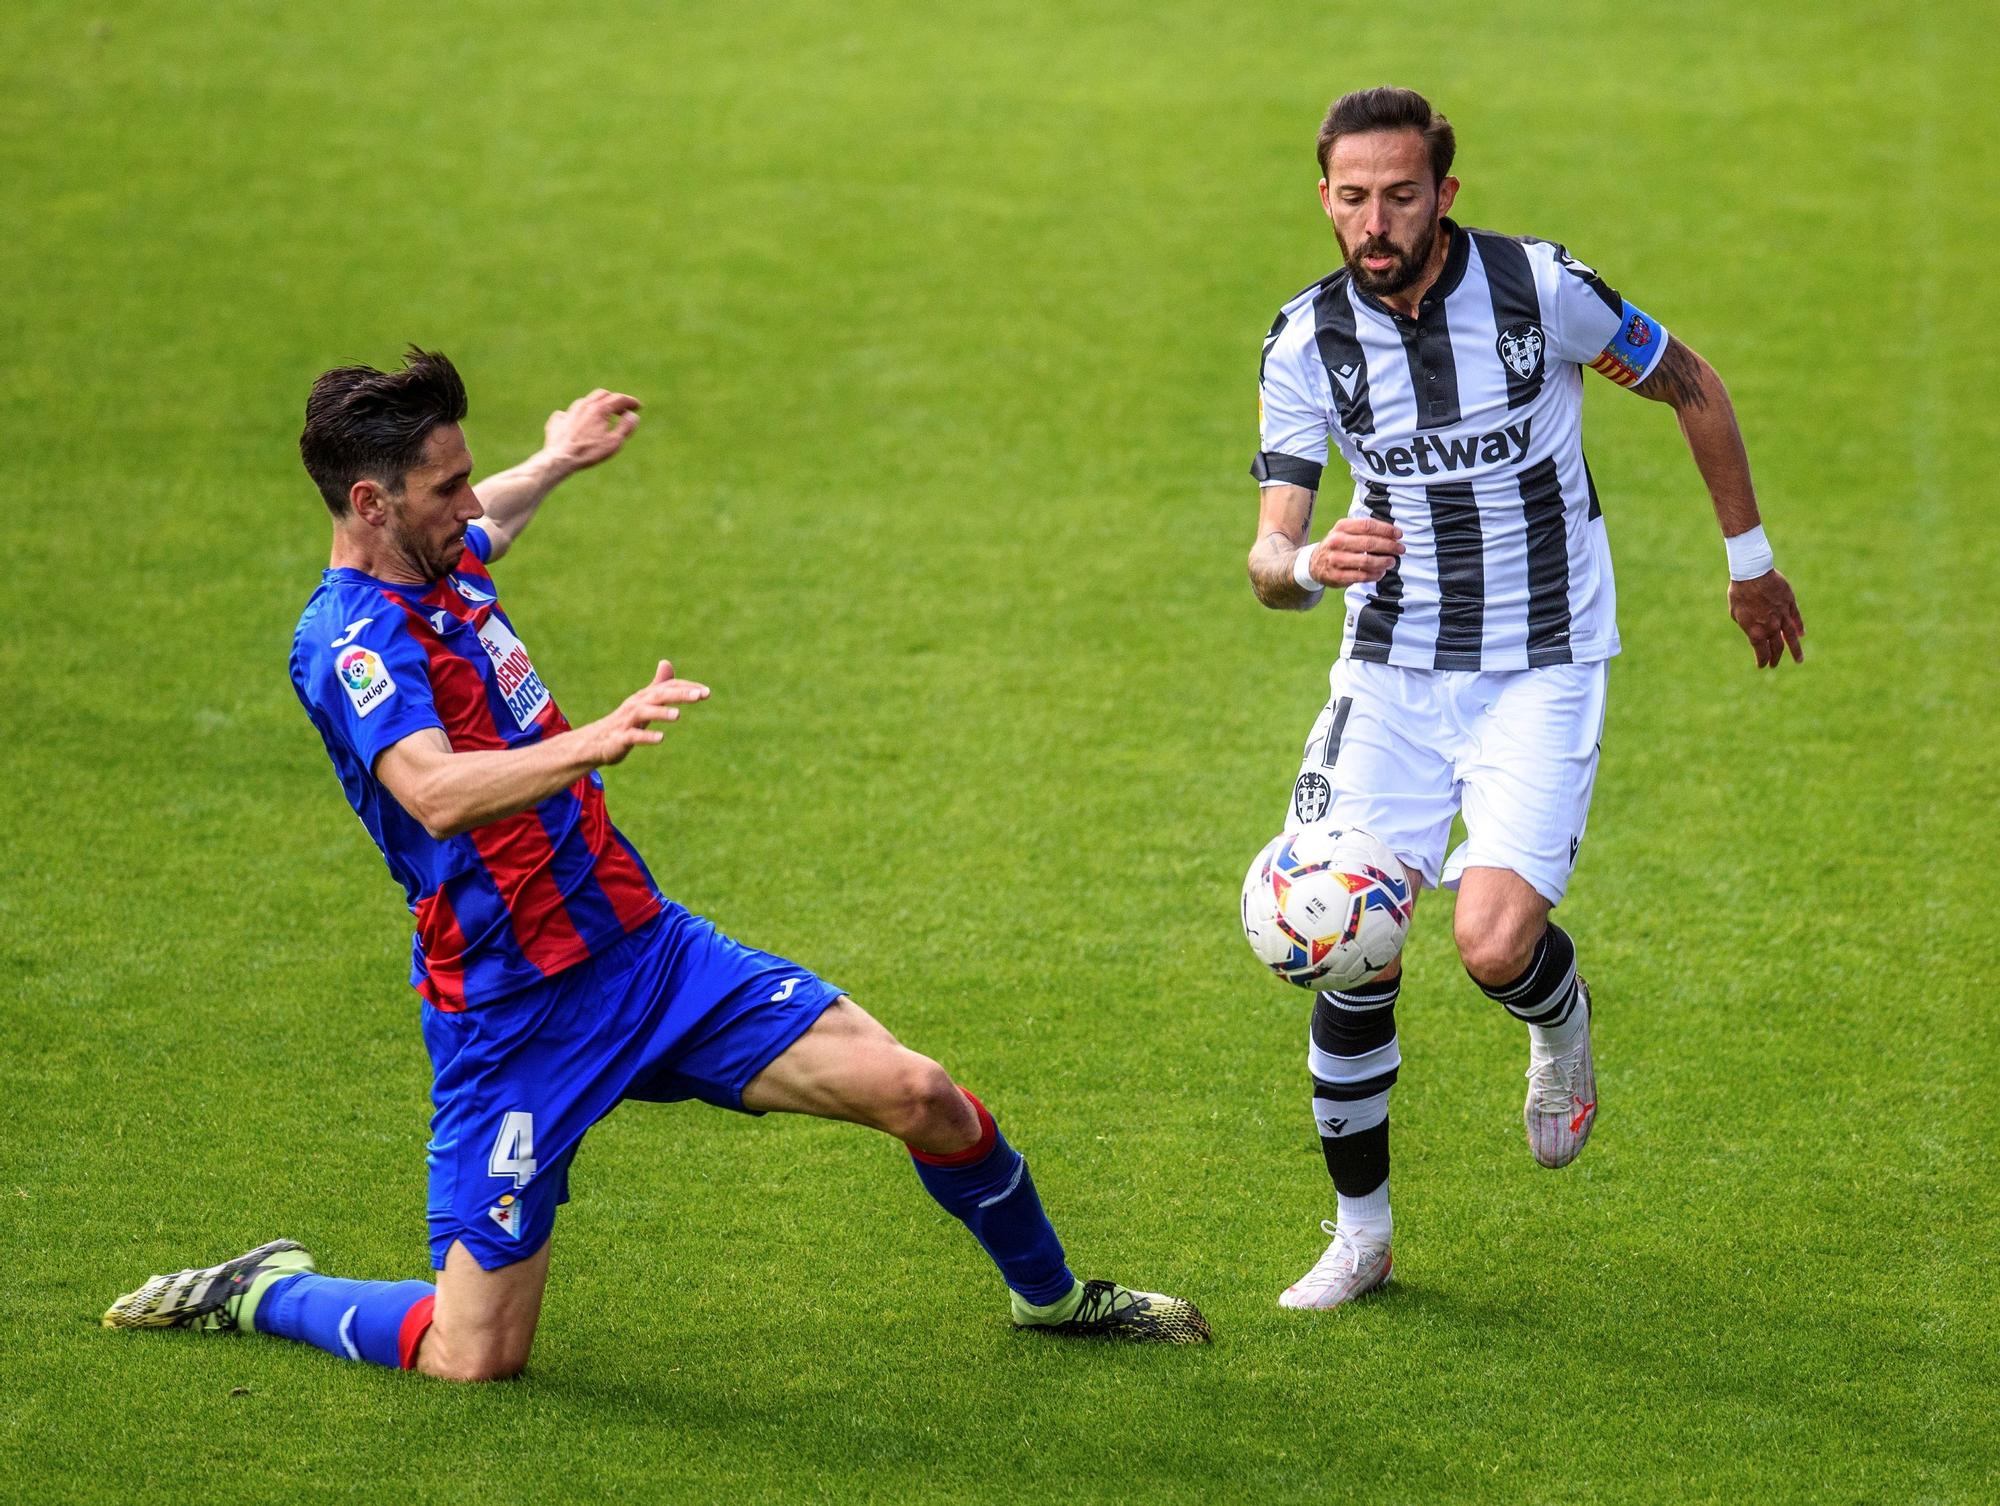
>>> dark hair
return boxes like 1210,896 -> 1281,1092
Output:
1316,87 -> 1455,186
299,346 -> 468,517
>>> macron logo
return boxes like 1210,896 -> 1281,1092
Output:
1331,364 -> 1362,400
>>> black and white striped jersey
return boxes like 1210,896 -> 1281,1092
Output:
1254,219 -> 1669,671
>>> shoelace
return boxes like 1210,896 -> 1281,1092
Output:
1075,1283 -> 1142,1323
1524,1044 -> 1587,1113
1300,1222 -> 1374,1288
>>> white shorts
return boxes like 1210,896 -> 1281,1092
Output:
1283,658 -> 1608,906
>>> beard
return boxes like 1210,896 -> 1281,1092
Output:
1340,219 -> 1438,297
388,511 -> 463,581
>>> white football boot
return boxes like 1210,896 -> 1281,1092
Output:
1524,977 -> 1596,1168
1278,1221 -> 1392,1309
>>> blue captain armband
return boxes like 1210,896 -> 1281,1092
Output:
1586,302 -> 1669,388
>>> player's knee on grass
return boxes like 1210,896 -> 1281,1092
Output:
419,1240 -> 546,1382
423,1341 -> 525,1383
416,1307 -> 537,1382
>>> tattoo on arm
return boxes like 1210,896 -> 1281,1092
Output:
1248,525 -> 1316,609
1634,340 -> 1710,411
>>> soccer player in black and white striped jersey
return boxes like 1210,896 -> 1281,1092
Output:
1247,87 -> 1804,1310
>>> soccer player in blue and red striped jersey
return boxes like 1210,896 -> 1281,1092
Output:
102,349 -> 1208,1374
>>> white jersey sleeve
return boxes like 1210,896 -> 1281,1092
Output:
1252,294 -> 1334,491
1540,243 -> 1671,387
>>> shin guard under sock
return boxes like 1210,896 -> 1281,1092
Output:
1311,976 -> 1401,1238
909,1090 -> 1075,1306
252,1273 -> 437,1369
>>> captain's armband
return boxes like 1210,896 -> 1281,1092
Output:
1587,302 -> 1669,388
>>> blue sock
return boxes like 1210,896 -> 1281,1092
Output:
910,1090 -> 1075,1305
251,1273 -> 437,1369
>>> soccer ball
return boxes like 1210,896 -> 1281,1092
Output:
1241,827 -> 1414,991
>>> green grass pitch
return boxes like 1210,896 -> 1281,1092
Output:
2,2 -> 1994,1501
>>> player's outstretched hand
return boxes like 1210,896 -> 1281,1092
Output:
545,389 -> 642,473
1728,570 -> 1805,668
1309,516 -> 1405,587
583,660 -> 710,766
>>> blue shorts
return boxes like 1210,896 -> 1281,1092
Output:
421,903 -> 843,1270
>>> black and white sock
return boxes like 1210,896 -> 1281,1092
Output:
1477,923 -> 1586,1053
1309,975 -> 1401,1242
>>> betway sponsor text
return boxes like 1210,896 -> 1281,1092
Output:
1353,419 -> 1532,479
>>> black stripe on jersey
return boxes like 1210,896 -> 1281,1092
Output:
1259,309 -> 1288,383
1551,240 -> 1623,318
1251,451 -> 1325,489
1583,453 -> 1603,520
1429,480 -> 1485,669
1395,304 -> 1464,431
1312,277 -> 1375,436
1349,483 -> 1403,662
1321,695 -> 1353,767
1264,271 -> 1344,383
1518,457 -> 1575,666
1475,233 -> 1546,410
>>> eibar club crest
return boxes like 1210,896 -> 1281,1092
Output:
488,1193 -> 524,1239
1496,321 -> 1545,381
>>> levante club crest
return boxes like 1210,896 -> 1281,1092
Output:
1496,321 -> 1545,381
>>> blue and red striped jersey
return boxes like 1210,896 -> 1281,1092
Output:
289,526 -> 664,1010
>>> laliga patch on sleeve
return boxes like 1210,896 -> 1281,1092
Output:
1589,300 -> 1669,387
336,646 -> 398,718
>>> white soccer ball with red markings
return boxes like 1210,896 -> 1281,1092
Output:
1241,827 -> 1414,991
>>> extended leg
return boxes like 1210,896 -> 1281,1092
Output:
742,998 -> 1209,1342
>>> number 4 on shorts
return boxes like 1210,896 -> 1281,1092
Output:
488,1110 -> 537,1188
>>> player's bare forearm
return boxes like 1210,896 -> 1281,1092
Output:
472,390 -> 642,562
1248,484 -> 1320,610
1633,340 -> 1760,539
1249,482 -> 1405,608
472,450 -> 572,562
1249,532 -> 1321,610
376,661 -> 708,838
1633,339 -> 1804,668
379,728 -> 606,838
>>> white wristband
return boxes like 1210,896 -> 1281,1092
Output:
1724,524 -> 1775,581
1292,544 -> 1325,597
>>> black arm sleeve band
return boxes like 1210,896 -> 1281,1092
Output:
1250,451 -> 1324,490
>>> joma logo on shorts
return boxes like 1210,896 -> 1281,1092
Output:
1354,418 -> 1532,478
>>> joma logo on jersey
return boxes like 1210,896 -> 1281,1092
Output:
474,616 -> 552,730
1353,418 -> 1532,479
